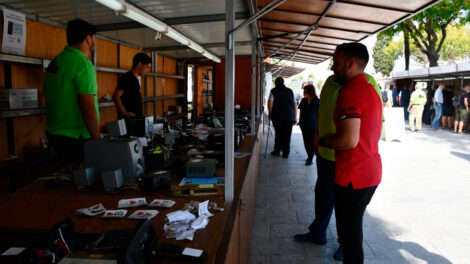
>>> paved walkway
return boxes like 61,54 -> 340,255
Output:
249,125 -> 470,264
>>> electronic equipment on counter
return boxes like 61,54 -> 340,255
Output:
0,218 -> 75,264
84,138 -> 145,183
60,220 -> 157,264
144,146 -> 172,171
102,169 -> 124,192
170,183 -> 219,196
186,158 -> 217,178
73,167 -> 95,190
125,116 -> 154,139
106,119 -> 127,137
207,128 -> 224,150
138,170 -> 171,192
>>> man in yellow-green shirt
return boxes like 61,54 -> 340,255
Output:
295,73 -> 381,261
407,86 -> 427,132
44,19 -> 100,163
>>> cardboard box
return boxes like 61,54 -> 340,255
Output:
0,88 -> 38,109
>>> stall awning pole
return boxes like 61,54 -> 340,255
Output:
251,24 -> 256,134
225,0 -> 235,202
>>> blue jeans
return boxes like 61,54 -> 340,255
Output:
308,156 -> 335,242
431,102 -> 442,128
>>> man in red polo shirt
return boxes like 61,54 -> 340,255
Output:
318,42 -> 382,264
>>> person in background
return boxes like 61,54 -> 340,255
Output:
385,86 -> 393,107
400,86 -> 411,121
442,85 -> 454,129
44,19 -> 100,163
408,86 -> 427,132
298,84 -> 320,166
392,85 -> 399,107
454,84 -> 470,134
113,53 -> 152,119
268,77 -> 298,158
431,83 -> 444,130
423,85 -> 437,125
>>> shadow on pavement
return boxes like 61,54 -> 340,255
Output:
365,213 -> 452,264
450,151 -> 470,162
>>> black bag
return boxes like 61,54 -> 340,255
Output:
453,91 -> 466,107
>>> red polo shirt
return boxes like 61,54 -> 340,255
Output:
334,74 -> 382,189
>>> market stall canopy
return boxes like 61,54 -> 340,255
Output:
258,0 -> 441,64
264,63 -> 305,78
1,0 -> 441,64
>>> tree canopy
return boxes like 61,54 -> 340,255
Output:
382,0 -> 470,67
373,35 -> 399,77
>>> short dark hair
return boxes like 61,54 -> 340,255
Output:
66,19 -> 96,46
132,53 -> 152,68
275,77 -> 284,87
335,42 -> 369,70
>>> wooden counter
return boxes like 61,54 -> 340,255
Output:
0,124 -> 262,264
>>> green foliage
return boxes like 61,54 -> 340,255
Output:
440,25 -> 470,62
380,0 -> 470,67
373,34 -> 398,77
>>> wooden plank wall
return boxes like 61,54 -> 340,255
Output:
0,17 -> 179,159
214,56 -> 258,109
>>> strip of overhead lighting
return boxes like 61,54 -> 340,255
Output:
94,0 -> 220,63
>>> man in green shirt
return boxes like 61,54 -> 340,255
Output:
408,86 -> 427,132
295,73 -> 381,261
44,19 -> 100,163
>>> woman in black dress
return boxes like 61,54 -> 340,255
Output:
298,84 -> 320,166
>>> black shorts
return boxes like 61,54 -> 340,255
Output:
442,104 -> 453,117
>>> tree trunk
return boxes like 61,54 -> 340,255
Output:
428,51 -> 439,67
404,24 -> 410,70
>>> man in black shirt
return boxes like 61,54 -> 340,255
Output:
113,53 -> 152,118
267,77 -> 298,158
454,84 -> 470,134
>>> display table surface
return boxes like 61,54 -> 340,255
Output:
0,135 -> 258,264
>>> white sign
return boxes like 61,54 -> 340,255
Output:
2,8 -> 26,55
383,107 -> 406,142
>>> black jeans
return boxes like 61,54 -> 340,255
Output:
272,121 -> 294,155
335,183 -> 377,264
47,134 -> 84,163
308,156 -> 335,242
300,127 -> 315,161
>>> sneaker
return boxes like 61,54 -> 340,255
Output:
305,160 -> 313,166
333,246 -> 343,261
282,154 -> 289,159
294,232 -> 327,245
271,151 -> 280,156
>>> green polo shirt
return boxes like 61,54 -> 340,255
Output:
44,46 -> 99,139
318,73 -> 381,161
410,89 -> 427,105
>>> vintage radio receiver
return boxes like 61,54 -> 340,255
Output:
186,158 -> 217,178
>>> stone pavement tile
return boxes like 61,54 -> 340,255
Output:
289,175 -> 316,186
255,188 -> 294,202
270,223 -> 309,239
255,205 -> 298,224
258,176 -> 290,186
292,190 -> 315,202
247,255 -> 270,264
251,216 -> 270,239
271,255 -> 337,264
296,211 -> 316,225
249,237 -> 305,257
303,242 -> 339,260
